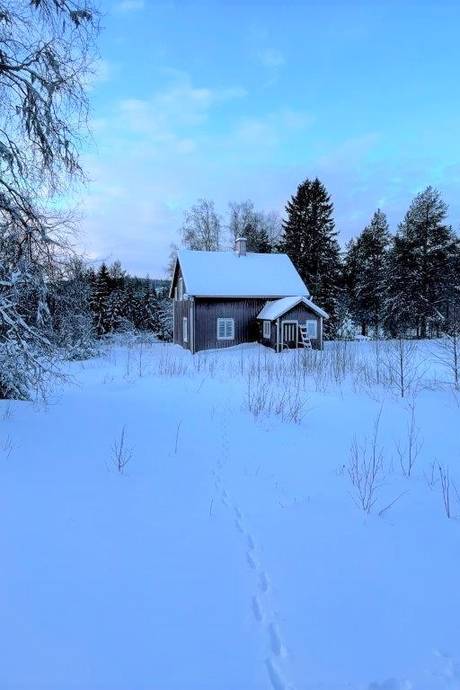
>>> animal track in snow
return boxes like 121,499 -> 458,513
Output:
246,550 -> 258,570
265,658 -> 291,690
258,571 -> 269,593
268,623 -> 285,658
234,518 -> 244,534
252,595 -> 263,622
213,473 -> 295,690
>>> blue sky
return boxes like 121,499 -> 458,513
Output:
82,0 -> 460,276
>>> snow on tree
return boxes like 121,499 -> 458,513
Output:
386,187 -> 459,337
91,264 -> 112,336
0,1 -> 98,398
49,258 -> 97,360
157,297 -> 173,341
141,285 -> 162,334
345,210 -> 391,337
280,178 -> 342,337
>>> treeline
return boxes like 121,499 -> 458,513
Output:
177,181 -> 460,340
51,259 -> 172,350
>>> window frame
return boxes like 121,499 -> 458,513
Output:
306,319 -> 318,339
183,316 -> 188,343
217,318 -> 235,341
263,320 -> 271,339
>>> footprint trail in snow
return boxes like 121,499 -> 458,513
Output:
215,465 -> 295,690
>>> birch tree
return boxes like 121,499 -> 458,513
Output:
0,1 -> 99,398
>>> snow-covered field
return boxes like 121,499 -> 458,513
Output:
1,339 -> 460,690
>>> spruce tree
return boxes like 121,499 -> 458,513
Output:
345,210 -> 391,336
142,285 -> 162,333
386,187 -> 457,337
243,221 -> 272,253
342,237 -> 361,333
280,178 -> 342,336
91,263 -> 112,335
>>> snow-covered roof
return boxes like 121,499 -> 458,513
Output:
257,296 -> 329,321
174,249 -> 310,298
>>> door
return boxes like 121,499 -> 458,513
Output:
282,321 -> 298,348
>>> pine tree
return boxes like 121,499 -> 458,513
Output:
242,221 -> 272,253
91,263 -> 112,335
108,261 -> 126,291
157,297 -> 173,341
105,290 -> 125,332
141,285 -> 162,333
386,187 -> 458,337
345,210 -> 391,336
280,178 -> 342,337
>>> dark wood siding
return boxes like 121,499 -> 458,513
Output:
194,298 -> 267,352
260,319 -> 277,350
173,299 -> 192,351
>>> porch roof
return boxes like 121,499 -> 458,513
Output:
257,296 -> 329,321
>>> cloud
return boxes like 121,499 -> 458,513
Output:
96,72 -> 246,159
80,62 -> 460,277
114,0 -> 144,12
258,49 -> 285,68
221,108 -> 315,158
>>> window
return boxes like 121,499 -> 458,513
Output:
183,317 -> 188,343
178,278 -> 184,300
306,319 -> 317,339
217,318 -> 235,341
263,320 -> 271,339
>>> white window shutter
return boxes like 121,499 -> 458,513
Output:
217,318 -> 234,340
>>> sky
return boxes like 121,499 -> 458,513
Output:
81,0 -> 460,277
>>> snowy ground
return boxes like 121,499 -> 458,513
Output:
1,338 -> 460,690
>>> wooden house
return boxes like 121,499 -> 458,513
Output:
169,238 -> 328,354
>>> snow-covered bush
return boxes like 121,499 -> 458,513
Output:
50,259 -> 98,361
0,256 -> 59,400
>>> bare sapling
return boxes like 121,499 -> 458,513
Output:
384,338 -> 421,398
425,460 -> 439,490
395,401 -> 423,477
437,463 -> 460,519
432,322 -> 460,390
138,341 -> 144,377
174,420 -> 182,454
1,435 -> 13,460
347,408 -> 386,513
111,426 -> 133,474
125,346 -> 132,378
373,338 -> 383,386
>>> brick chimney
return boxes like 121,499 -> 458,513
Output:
235,237 -> 247,257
